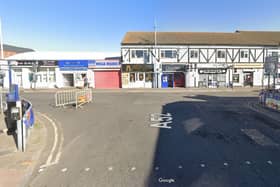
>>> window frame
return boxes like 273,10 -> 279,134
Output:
131,50 -> 148,59
160,50 -> 177,59
217,50 -> 226,59
190,50 -> 198,59
240,50 -> 249,58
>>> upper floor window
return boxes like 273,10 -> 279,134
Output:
217,50 -> 225,58
240,50 -> 248,58
190,50 -> 198,58
272,52 -> 278,57
131,50 -> 147,58
160,50 -> 177,59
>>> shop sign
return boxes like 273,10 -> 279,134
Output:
89,60 -> 120,68
17,60 -> 57,66
162,64 -> 186,72
58,60 -> 89,71
122,64 -> 154,72
198,69 -> 227,74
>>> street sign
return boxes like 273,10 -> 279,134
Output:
265,56 -> 278,75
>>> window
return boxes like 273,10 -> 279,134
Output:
190,50 -> 198,58
130,73 -> 135,82
145,73 -> 153,82
233,74 -> 239,83
131,50 -> 148,58
160,50 -> 177,59
240,50 -> 248,58
272,52 -> 278,57
138,73 -> 144,81
217,50 -> 225,58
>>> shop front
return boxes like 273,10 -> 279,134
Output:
161,64 -> 186,88
232,63 -> 263,87
198,68 -> 227,88
57,60 -> 92,88
89,60 -> 121,88
12,60 -> 57,89
121,64 -> 154,88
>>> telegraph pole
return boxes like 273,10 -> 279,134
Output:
154,18 -> 158,88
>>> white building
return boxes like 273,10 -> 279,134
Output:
121,31 -> 280,88
2,51 -> 120,89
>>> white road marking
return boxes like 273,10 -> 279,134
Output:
241,129 -> 278,146
130,167 -> 136,171
108,167 -> 113,171
38,112 -> 64,169
38,168 -> 44,173
155,166 -> 159,170
85,168 -> 90,171
178,165 -> 183,169
200,164 -> 205,168
61,168 -> 67,172
245,161 -> 251,165
267,160 -> 273,165
224,162 -> 228,167
150,113 -> 173,129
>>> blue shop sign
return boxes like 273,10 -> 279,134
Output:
58,60 -> 90,71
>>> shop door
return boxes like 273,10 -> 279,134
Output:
136,72 -> 145,88
162,74 -> 174,88
174,72 -> 185,87
161,74 -> 168,88
63,74 -> 74,87
94,70 -> 121,88
244,72 -> 253,87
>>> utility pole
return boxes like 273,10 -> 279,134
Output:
154,18 -> 158,88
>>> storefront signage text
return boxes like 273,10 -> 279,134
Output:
198,69 -> 227,74
58,60 -> 89,71
162,64 -> 186,72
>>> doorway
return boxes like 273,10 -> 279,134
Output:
244,72 -> 253,87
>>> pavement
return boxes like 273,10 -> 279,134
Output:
20,90 -> 280,187
20,86 -> 263,93
0,112 -> 47,187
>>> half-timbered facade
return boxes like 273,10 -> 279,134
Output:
121,31 -> 280,88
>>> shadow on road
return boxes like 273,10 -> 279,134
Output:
146,95 -> 280,187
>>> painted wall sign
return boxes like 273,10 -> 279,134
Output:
58,60 -> 89,71
198,69 -> 227,74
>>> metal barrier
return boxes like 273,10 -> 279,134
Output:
55,89 -> 92,108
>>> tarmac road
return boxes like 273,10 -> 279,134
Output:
22,90 -> 280,187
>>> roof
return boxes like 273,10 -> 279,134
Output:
3,44 -> 34,53
6,51 -> 120,60
121,31 -> 280,46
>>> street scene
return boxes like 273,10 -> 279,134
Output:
0,0 -> 280,187
23,89 -> 280,187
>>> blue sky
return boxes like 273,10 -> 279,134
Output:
1,0 -> 280,52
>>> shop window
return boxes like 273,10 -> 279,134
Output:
217,50 -> 225,58
138,73 -> 144,81
234,68 -> 237,73
130,73 -> 135,82
161,50 -> 177,59
240,50 -> 248,58
190,50 -> 198,58
49,72 -> 56,82
233,74 -> 239,83
145,73 -> 153,82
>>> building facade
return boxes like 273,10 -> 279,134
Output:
121,31 -> 280,88
3,52 -> 120,89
